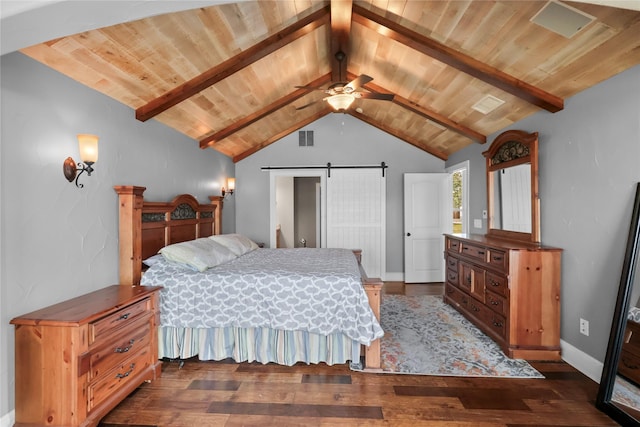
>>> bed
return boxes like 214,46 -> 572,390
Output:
114,185 -> 384,371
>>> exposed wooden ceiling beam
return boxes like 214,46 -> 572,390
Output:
136,5 -> 331,122
200,73 -> 333,149
347,72 -> 486,144
330,0 -> 352,82
233,107 -> 333,162
349,110 -> 448,160
352,4 -> 564,113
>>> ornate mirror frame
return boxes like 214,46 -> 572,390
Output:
596,182 -> 640,425
483,130 -> 540,244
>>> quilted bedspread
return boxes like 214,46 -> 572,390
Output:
141,248 -> 384,345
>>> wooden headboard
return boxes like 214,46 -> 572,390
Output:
114,186 -> 223,286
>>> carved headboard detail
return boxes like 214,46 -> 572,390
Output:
114,185 -> 222,286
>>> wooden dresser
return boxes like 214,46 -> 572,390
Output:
11,285 -> 163,427
444,234 -> 562,360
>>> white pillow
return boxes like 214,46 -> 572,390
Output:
159,238 -> 237,272
208,234 -> 259,256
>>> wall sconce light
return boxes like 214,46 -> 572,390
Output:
63,134 -> 99,188
221,178 -> 235,198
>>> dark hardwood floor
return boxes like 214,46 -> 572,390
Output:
100,283 -> 617,427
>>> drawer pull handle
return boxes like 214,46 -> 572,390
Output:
622,358 -> 639,370
490,280 -> 500,287
466,275 -> 472,284
118,313 -> 131,321
493,256 -> 503,261
114,339 -> 135,353
115,363 -> 136,379
471,304 -> 479,312
493,321 -> 503,327
490,300 -> 499,306
478,251 -> 485,255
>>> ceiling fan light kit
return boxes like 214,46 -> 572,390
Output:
327,93 -> 356,111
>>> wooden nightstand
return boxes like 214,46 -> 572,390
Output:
11,285 -> 162,427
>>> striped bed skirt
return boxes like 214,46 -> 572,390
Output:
158,326 -> 362,367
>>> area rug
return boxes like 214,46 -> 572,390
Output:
373,294 -> 543,378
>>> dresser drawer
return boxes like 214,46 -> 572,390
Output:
619,349 -> 640,386
445,284 -> 469,310
460,243 -> 487,261
87,318 -> 152,381
481,309 -> 507,340
88,346 -> 152,412
487,249 -> 507,272
446,268 -> 459,286
90,298 -> 150,345
447,237 -> 461,253
446,256 -> 459,272
486,272 -> 508,297
486,290 -> 508,317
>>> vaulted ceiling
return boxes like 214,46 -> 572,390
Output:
19,0 -> 640,162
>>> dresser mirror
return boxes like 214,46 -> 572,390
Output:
597,182 -> 640,425
483,130 -> 540,243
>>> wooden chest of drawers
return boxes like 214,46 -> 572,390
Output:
444,234 -> 562,360
11,285 -> 163,427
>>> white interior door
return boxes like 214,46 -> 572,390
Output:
404,173 -> 451,283
326,169 -> 386,279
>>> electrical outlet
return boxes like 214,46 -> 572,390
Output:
482,210 -> 487,219
474,219 -> 482,229
580,318 -> 589,336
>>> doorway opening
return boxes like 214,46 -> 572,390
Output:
269,170 -> 326,248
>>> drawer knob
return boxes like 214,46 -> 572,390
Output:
118,313 -> 131,321
115,363 -> 136,379
471,304 -> 479,312
493,321 -> 503,327
490,300 -> 499,306
490,280 -> 500,287
114,339 -> 135,353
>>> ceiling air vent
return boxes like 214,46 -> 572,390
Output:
530,0 -> 596,38
472,95 -> 505,115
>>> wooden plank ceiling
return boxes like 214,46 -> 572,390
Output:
20,1 -> 640,162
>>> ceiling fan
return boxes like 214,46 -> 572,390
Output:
295,52 -> 395,112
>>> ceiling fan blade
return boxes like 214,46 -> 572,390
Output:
345,74 -> 373,92
357,92 -> 395,101
295,99 -> 320,110
294,85 -> 326,91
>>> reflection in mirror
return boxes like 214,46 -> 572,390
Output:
597,182 -> 640,425
490,164 -> 532,233
484,130 -> 540,243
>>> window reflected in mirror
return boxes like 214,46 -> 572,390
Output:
490,164 -> 532,233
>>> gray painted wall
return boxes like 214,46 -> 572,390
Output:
447,64 -> 640,362
234,113 -> 446,274
0,52 -> 235,416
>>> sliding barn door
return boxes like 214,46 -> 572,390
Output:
326,169 -> 386,279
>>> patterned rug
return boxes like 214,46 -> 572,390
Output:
376,294 -> 543,378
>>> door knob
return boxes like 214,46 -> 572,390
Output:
406,232 -> 411,236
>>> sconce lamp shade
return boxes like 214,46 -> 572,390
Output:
327,94 -> 355,111
77,134 -> 99,164
64,134 -> 99,188
222,177 -> 236,197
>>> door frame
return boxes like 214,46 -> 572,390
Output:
269,169 -> 327,249
446,160 -> 470,234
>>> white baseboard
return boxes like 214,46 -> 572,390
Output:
384,272 -> 404,282
0,410 -> 14,427
561,339 -> 604,383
